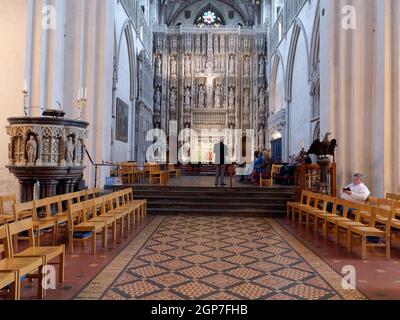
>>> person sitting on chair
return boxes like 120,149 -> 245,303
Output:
340,173 -> 370,204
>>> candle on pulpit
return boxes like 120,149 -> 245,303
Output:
23,79 -> 28,92
301,140 -> 305,149
83,87 -> 87,100
78,88 -> 81,101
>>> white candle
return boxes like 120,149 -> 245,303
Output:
23,79 -> 28,92
83,87 -> 87,100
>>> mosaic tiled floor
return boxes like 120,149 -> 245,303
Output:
75,216 -> 366,300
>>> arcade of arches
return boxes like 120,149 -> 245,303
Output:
0,0 -> 400,302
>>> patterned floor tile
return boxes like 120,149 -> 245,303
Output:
172,282 -> 217,299
76,215 -> 366,301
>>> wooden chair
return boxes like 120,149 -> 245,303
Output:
67,202 -> 107,255
325,200 -> 358,242
303,194 -> 331,231
32,199 -> 58,246
367,196 -> 380,207
0,224 -> 45,299
0,195 -> 17,223
168,165 -> 181,178
314,195 -> 342,235
85,198 -> 117,247
8,218 -> 65,285
126,188 -> 147,223
104,192 -> 130,238
260,164 -> 283,187
349,207 -> 393,260
287,190 -> 311,223
334,203 -> 372,246
0,270 -> 18,300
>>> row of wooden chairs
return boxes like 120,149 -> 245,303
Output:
287,191 -> 400,260
0,189 -> 102,248
117,162 -> 146,184
0,218 -> 65,300
67,188 -> 147,255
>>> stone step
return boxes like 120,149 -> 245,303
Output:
147,201 -> 287,209
134,195 -> 292,203
147,208 -> 286,216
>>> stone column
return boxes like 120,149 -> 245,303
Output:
19,178 -> 36,203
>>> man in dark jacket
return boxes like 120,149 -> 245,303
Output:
213,137 -> 229,187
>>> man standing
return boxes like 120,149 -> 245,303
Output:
214,137 -> 228,187
340,173 -> 371,204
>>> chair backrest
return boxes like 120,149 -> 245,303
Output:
69,192 -> 82,205
33,198 -> 51,219
68,202 -> 84,226
79,190 -> 88,202
0,224 -> 10,258
0,195 -> 17,216
371,207 -> 392,231
353,203 -> 372,222
7,218 -> 35,253
46,196 -> 62,216
93,197 -> 105,217
367,197 -> 379,207
378,198 -> 395,211
82,200 -> 95,222
13,201 -> 35,221
271,164 -> 283,177
386,193 -> 400,201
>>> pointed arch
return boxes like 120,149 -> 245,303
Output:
310,2 -> 320,79
270,50 -> 286,114
285,18 -> 310,102
116,19 -> 137,100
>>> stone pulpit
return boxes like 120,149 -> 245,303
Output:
6,116 -> 89,202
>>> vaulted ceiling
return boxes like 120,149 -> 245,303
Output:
158,0 -> 262,27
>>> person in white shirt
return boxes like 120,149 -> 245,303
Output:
340,173 -> 371,204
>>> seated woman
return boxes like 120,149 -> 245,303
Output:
246,150 -> 272,183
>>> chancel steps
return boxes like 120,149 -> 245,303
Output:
131,186 -> 295,216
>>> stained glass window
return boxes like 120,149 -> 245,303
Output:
203,11 -> 216,24
195,9 -> 225,26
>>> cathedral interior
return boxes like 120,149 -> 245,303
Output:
0,0 -> 400,305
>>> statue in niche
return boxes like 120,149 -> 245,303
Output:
26,135 -> 37,165
259,87 -> 265,110
185,55 -> 191,76
243,89 -> 250,111
195,56 -> 201,71
198,84 -> 206,108
170,56 -> 177,76
258,125 -> 265,150
215,84 -> 222,108
228,87 -> 235,110
202,55 -> 207,70
259,57 -> 265,77
184,87 -> 191,110
155,55 -> 162,77
66,136 -> 76,165
169,88 -> 177,112
154,87 -> 161,112
244,56 -> 250,76
228,55 -> 235,75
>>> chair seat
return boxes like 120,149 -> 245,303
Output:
16,246 -> 64,262
326,216 -> 350,224
391,219 -> 400,230
104,210 -> 124,219
74,222 -> 105,232
0,215 -> 14,223
0,257 -> 43,275
34,218 -> 56,229
338,221 -> 365,229
55,214 -> 68,224
91,215 -> 116,225
0,244 -> 4,254
0,272 -> 15,289
316,212 -> 337,219
350,226 -> 386,236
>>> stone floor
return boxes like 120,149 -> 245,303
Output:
5,213 -> 400,300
